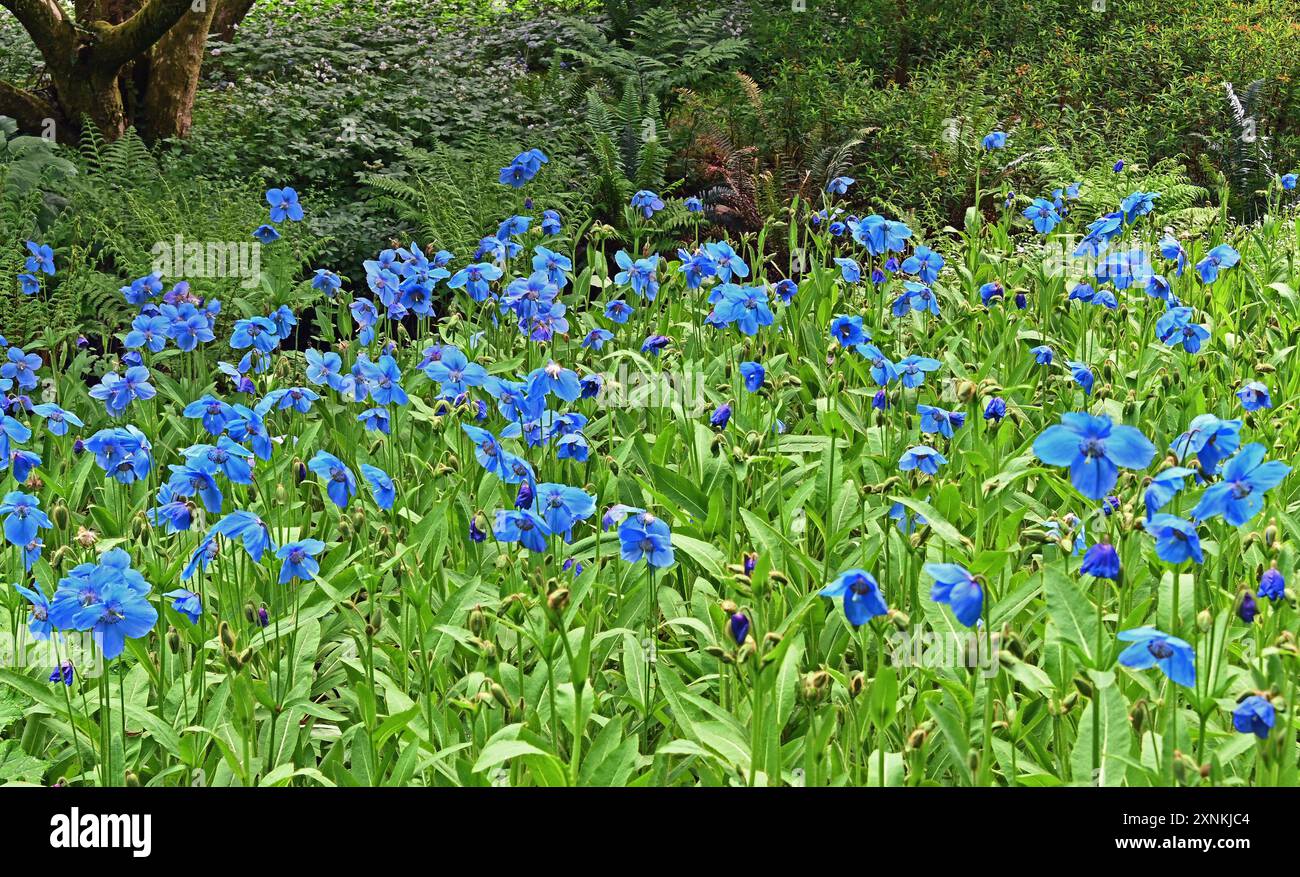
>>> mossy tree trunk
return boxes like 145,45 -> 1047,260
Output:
0,0 -> 254,143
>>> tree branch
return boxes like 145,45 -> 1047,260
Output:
95,0 -> 194,68
0,0 -> 73,53
0,79 -> 57,132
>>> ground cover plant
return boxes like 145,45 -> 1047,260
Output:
0,139 -> 1296,787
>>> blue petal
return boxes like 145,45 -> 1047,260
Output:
1103,425 -> 1156,470
1033,425 -> 1081,466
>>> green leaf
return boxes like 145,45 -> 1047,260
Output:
1043,565 -> 1099,666
0,739 -> 48,784
1069,684 -> 1132,787
888,495 -> 974,555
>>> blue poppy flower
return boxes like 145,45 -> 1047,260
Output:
1235,381 -> 1271,411
26,403 -> 75,438
925,563 -> 983,627
630,190 -> 664,218
448,262 -> 504,302
182,394 -> 235,436
710,402 -> 732,428
898,445 -> 946,475
1155,306 -> 1210,353
1171,414 -> 1241,476
1146,514 -> 1203,564
1080,540 -> 1120,580
163,588 -> 203,623
1233,695 -> 1275,739
1143,466 -> 1193,520
276,539 -> 326,584
618,510 -> 674,567
124,313 -> 169,352
147,483 -> 193,534
1190,444 -> 1289,527
676,247 -> 718,288
893,281 -> 939,316
494,509 -> 550,552
820,569 -> 889,627
360,464 -> 396,510
826,176 -> 854,194
889,500 -> 926,534
984,397 -> 1007,422
981,131 -> 1007,150
266,187 -> 304,222
307,451 -> 358,508
1259,565 -> 1285,601
1023,198 -> 1061,234
166,458 -> 224,514
312,269 -> 342,295
1119,190 -> 1159,224
0,491 -> 51,546
253,224 -> 281,244
896,354 -> 940,388
833,257 -> 861,283
1032,413 -> 1155,500
87,579 -> 158,660
830,315 -> 866,348
421,346 -> 488,395
1117,627 -> 1195,687
739,361 -> 765,392
917,404 -> 966,438
533,483 -> 596,541
855,344 -> 898,386
1068,360 -> 1094,395
499,148 -> 548,187
901,246 -> 944,284
583,328 -> 614,350
13,583 -> 51,639
641,334 -> 671,356
2,347 -> 41,390
1195,244 -> 1239,284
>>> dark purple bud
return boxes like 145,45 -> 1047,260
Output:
515,481 -> 534,509
524,197 -> 534,210
73,438 -> 86,455
469,515 -> 487,543
1238,592 -> 1258,623
1080,540 -> 1120,581
729,612 -> 750,646
743,551 -> 756,577
257,606 -> 270,628
872,389 -> 888,410
1014,293 -> 1027,309
983,396 -> 1006,422
296,461 -> 308,482
76,335 -> 88,348
710,402 -> 732,428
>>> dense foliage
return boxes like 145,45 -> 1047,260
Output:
0,0 -> 1297,788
